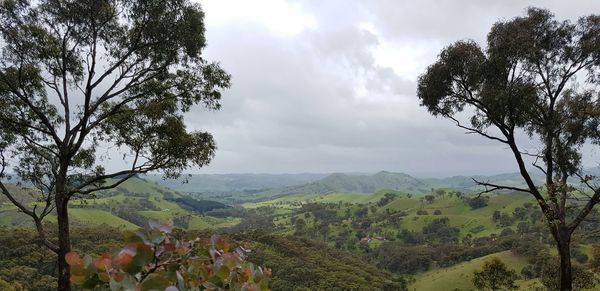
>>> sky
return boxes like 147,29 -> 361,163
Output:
180,0 -> 600,177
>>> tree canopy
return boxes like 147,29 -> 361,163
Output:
418,7 -> 600,291
0,0 -> 230,289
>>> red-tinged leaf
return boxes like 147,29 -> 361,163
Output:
114,253 -> 134,267
254,268 -> 263,283
264,267 -> 272,276
94,256 -> 112,270
111,271 -> 125,282
163,243 -> 176,251
211,235 -> 230,252
65,251 -> 83,266
114,243 -> 137,267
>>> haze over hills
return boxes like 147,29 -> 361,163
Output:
148,171 -> 547,198
144,173 -> 329,194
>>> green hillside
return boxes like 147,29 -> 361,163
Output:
410,251 -> 533,291
245,189 -> 535,239
0,177 -> 240,231
145,173 -> 328,193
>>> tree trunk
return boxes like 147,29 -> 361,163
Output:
56,195 -> 71,291
557,231 -> 572,291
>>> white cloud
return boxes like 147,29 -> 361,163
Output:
178,0 -> 600,176
199,0 -> 317,36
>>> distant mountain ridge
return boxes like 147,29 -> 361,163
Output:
148,171 -> 546,197
144,173 -> 329,194
263,171 -> 545,195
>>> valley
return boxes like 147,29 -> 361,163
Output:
3,171 -> 597,290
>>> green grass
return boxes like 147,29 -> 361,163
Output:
69,209 -> 138,229
0,178 -> 241,231
410,250 -> 529,291
246,190 -> 536,239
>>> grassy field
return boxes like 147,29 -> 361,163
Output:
410,250 -> 531,291
69,209 -> 138,229
0,178 -> 241,231
244,189 -> 535,239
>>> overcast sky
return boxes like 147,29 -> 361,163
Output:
180,0 -> 600,177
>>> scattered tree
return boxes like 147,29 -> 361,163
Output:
424,195 -> 436,204
472,257 -> 517,291
418,8 -> 600,290
468,196 -> 488,209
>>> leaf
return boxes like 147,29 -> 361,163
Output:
94,254 -> 112,270
70,275 -> 86,285
216,266 -> 230,281
150,230 -> 166,245
84,254 -> 94,268
123,230 -> 144,243
140,273 -> 171,291
211,235 -> 230,252
82,274 -> 101,289
132,243 -> 154,267
148,219 -> 173,233
98,272 -> 111,283
65,251 -> 83,266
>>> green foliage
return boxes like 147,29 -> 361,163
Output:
590,245 -> 600,272
417,7 -> 600,290
0,225 -> 123,290
422,217 -> 460,244
539,259 -> 597,291
241,233 -> 407,291
468,196 -> 489,210
0,0 -> 231,289
0,278 -> 23,291
67,220 -> 269,290
473,257 -> 518,291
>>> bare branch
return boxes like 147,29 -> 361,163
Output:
473,178 -> 533,195
447,116 -> 509,144
0,181 -> 58,252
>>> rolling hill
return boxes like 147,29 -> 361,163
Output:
144,173 -> 328,194
246,171 -> 544,199
0,177 -> 240,230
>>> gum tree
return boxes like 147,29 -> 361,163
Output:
417,8 -> 600,291
0,0 -> 230,290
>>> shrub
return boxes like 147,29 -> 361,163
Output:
67,220 -> 270,290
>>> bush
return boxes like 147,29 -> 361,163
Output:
468,196 -> 488,209
540,259 -> 597,291
67,220 -> 270,290
473,258 -> 517,291
416,210 -> 428,215
433,210 -> 442,215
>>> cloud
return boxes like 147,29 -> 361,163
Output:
181,0 -> 597,176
